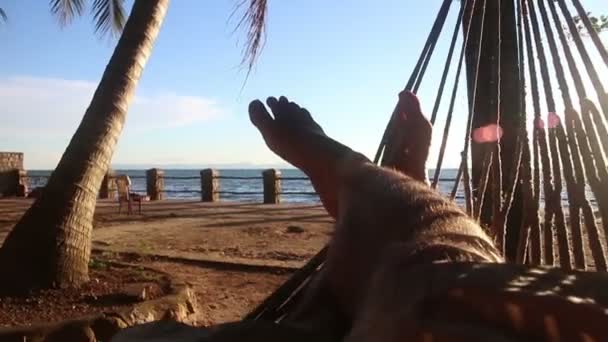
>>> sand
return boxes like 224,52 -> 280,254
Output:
0,198 -> 332,325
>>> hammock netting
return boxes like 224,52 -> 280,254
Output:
246,0 -> 608,322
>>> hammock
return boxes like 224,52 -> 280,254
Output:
246,0 -> 608,322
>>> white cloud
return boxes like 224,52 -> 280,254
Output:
132,93 -> 224,129
0,75 -> 226,140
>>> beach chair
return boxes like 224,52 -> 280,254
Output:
115,175 -> 144,215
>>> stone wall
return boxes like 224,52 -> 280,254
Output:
0,152 -> 26,197
0,152 -> 23,171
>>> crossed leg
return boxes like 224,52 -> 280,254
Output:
248,93 -> 436,330
248,95 -> 509,338
250,95 -> 608,341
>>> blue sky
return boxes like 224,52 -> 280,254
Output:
0,0 -> 606,169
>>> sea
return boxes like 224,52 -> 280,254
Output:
25,168 -> 595,208
25,169 -> 462,204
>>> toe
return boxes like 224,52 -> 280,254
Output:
397,91 -> 432,133
266,96 -> 279,113
249,100 -> 274,134
398,91 -> 423,118
288,101 -> 301,113
267,96 -> 289,121
300,107 -> 313,121
275,96 -> 291,121
287,101 -> 309,124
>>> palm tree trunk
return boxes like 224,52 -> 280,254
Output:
0,0 -> 169,293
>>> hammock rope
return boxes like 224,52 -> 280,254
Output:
555,1 -> 608,265
374,0 -> 452,166
406,0 -> 452,93
533,0 -> 573,270
429,4 -> 466,125
473,150 -> 492,221
458,0 -> 489,217
570,0 -> 608,67
449,156 -> 464,200
546,0 -> 600,270
491,0 -> 505,253
518,0 -> 549,264
432,0 -> 479,189
557,0 -> 608,121
540,0 -> 590,269
522,0 -> 556,267
568,105 -> 608,270
513,0 -> 536,266
244,244 -> 328,321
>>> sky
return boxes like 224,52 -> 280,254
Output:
0,0 -> 606,170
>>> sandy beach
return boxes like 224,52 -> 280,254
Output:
0,199 -> 333,325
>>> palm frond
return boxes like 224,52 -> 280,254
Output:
91,0 -> 126,37
0,8 -> 7,23
50,0 -> 85,27
233,0 -> 268,72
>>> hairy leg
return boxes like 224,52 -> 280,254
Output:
326,162 -> 502,316
248,93 -> 435,326
249,96 -> 500,316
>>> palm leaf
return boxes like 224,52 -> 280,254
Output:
0,8 -> 7,23
91,0 -> 126,37
50,0 -> 85,26
233,0 -> 268,72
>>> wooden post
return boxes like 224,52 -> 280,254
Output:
99,171 -> 117,199
0,169 -> 27,197
146,168 -> 164,201
201,169 -> 219,202
263,169 -> 282,204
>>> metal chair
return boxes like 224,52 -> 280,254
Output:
115,175 -> 144,215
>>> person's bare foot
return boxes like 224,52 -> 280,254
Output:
381,91 -> 432,184
249,96 -> 368,218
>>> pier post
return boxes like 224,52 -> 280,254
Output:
15,170 -> 28,197
0,152 -> 26,197
146,168 -> 164,201
201,169 -> 219,202
99,170 -> 117,200
263,169 -> 281,204
0,169 -> 27,197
